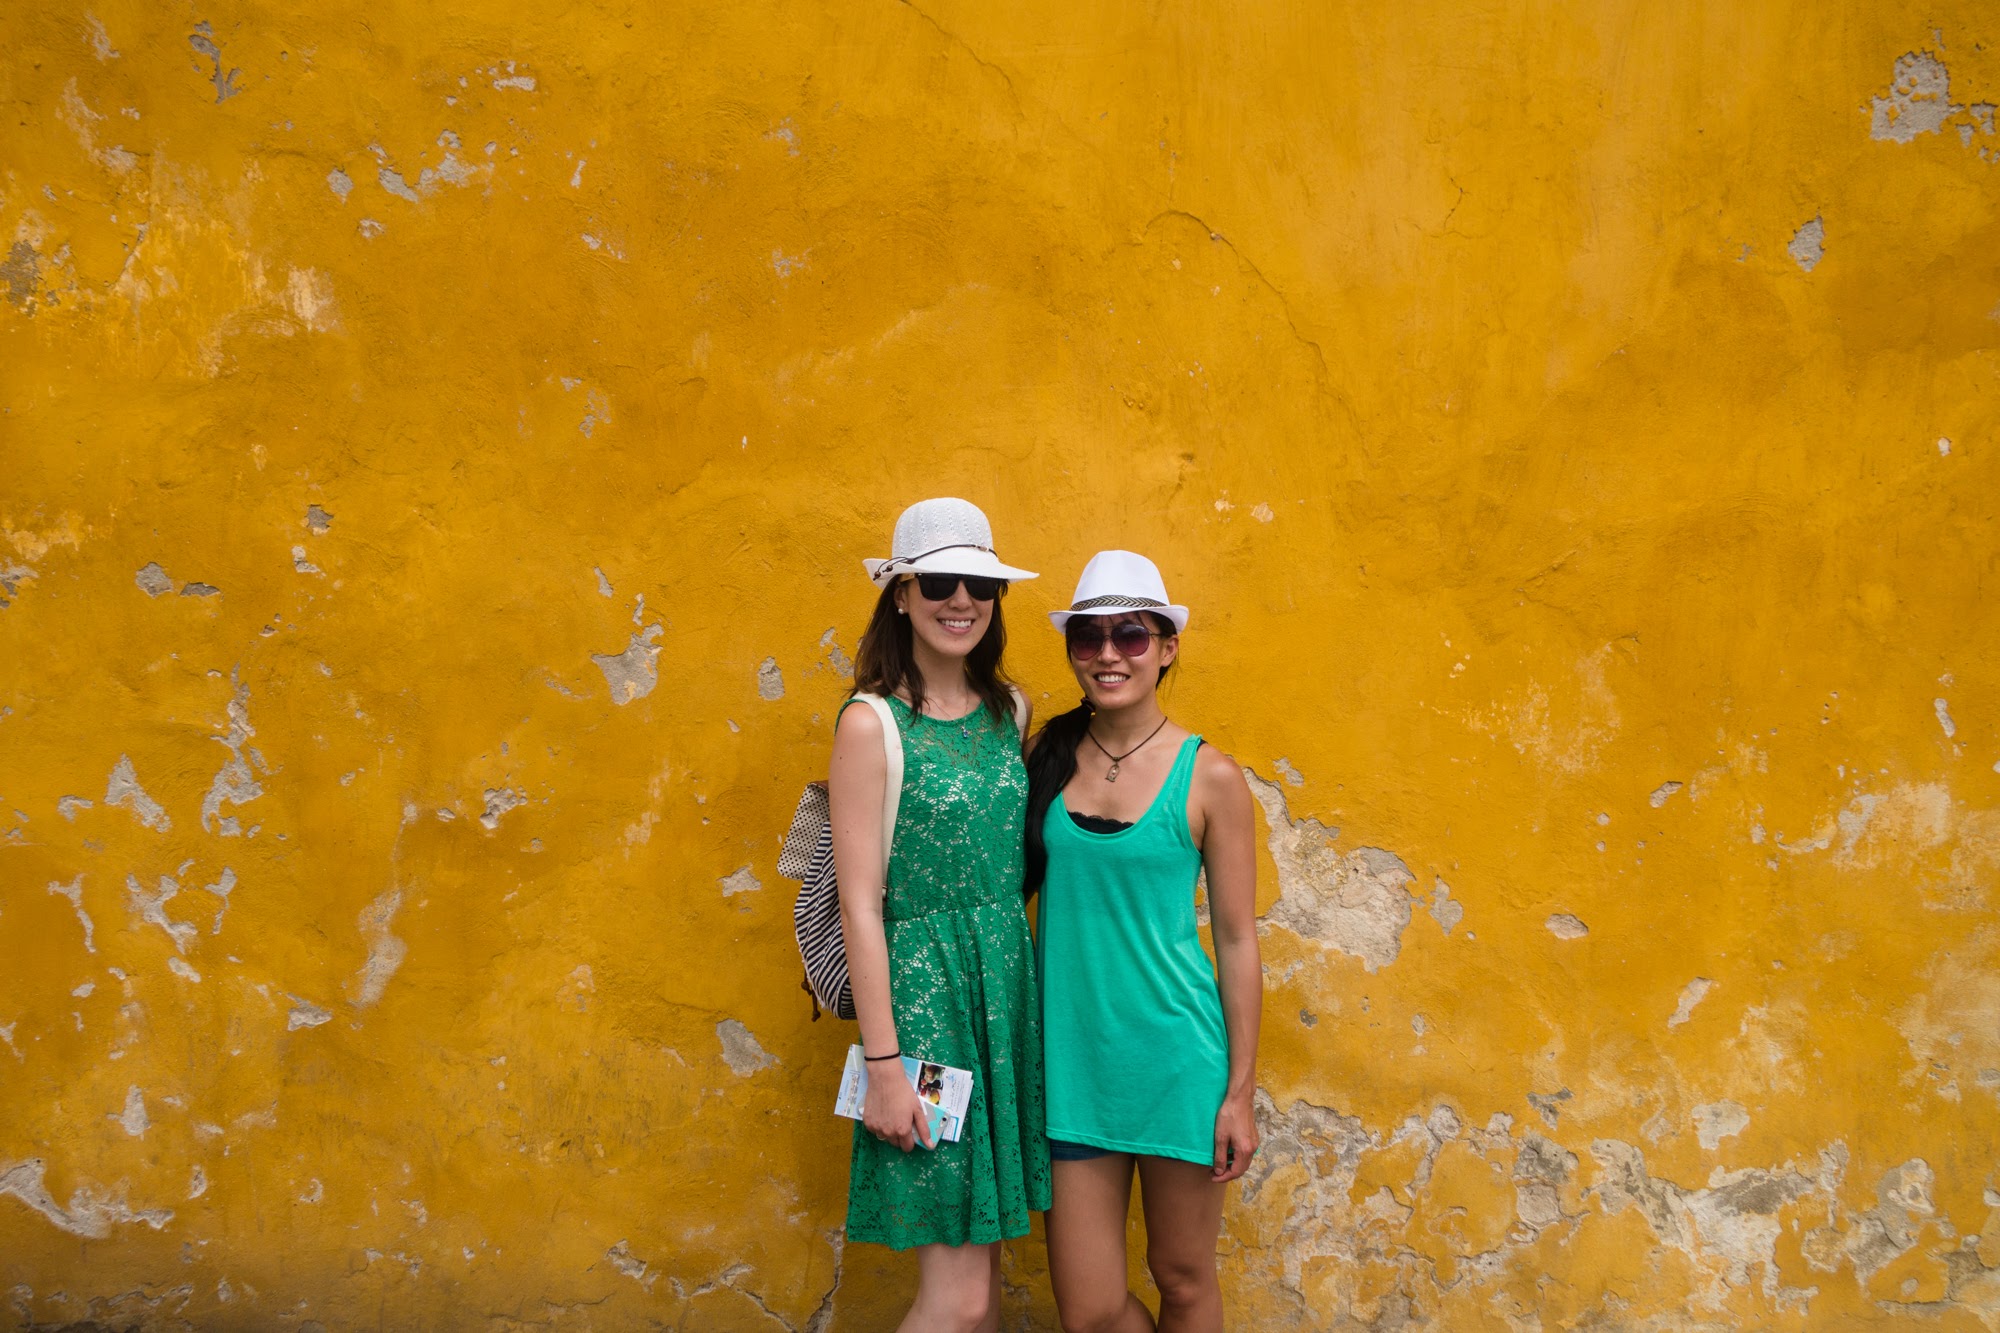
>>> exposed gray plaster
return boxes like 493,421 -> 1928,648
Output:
1246,770 -> 1418,972
378,167 -> 420,202
48,876 -> 94,952
0,1159 -> 173,1238
326,169 -> 352,202
605,1239 -> 659,1290
1788,217 -> 1824,272
1427,878 -> 1464,935
1669,977 -> 1716,1028
0,563 -> 38,606
201,678 -> 263,834
135,561 -> 174,596
1693,1100 -> 1749,1149
349,887 -> 406,1007
180,582 -> 219,596
479,787 -> 525,830
1649,780 -> 1684,808
593,625 -> 662,704
717,1019 -> 776,1075
305,504 -> 333,532
1272,757 -> 1304,787
116,1085 -> 149,1137
105,755 -> 170,830
757,656 -> 785,701
187,21 -> 240,103
1545,913 -> 1589,940
205,867 -> 236,932
720,866 -> 762,896
127,874 -> 196,953
595,566 -> 614,597
1934,698 -> 1956,738
1870,53 -> 1959,143
818,628 -> 853,679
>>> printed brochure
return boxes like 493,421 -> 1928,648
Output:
834,1045 -> 973,1148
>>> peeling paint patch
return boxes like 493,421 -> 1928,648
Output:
291,544 -> 323,574
1649,780 -> 1684,808
0,242 -> 40,308
594,625 -> 663,703
0,1159 -> 173,1238
201,679 -> 264,834
181,581 -> 219,596
1427,878 -> 1464,935
605,1239 -> 659,1290
1272,756 -> 1304,787
134,561 -> 173,596
167,957 -> 202,983
1545,912 -> 1589,940
349,887 -> 406,1007
1933,697 -> 1955,738
479,787 -> 525,830
1787,216 -> 1824,272
757,656 -> 785,700
1692,1099 -> 1749,1149
187,21 -> 240,102
127,874 -> 196,953
720,865 -> 761,896
327,168 -> 353,201
106,756 -> 172,831
305,504 -> 334,533
378,168 -> 421,202
56,796 -> 92,821
1870,52 -> 1958,143
116,1086 -> 149,1137
819,627 -> 854,678
1246,771 -> 1418,971
1669,977 -> 1717,1028
286,995 -> 331,1030
48,876 -> 95,952
595,566 -> 614,597
717,1019 -> 776,1075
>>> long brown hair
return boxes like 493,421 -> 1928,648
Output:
852,580 -> 1017,722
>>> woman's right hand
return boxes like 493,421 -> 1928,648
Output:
862,1064 -> 934,1152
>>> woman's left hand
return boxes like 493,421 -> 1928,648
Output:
1211,1092 -> 1259,1183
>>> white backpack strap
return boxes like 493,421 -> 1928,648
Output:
1008,684 -> 1029,736
854,693 -> 902,877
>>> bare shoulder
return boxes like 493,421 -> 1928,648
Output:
834,698 -> 883,743
1193,741 -> 1249,795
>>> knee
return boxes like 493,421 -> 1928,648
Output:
1147,1248 -> 1217,1311
941,1279 -> 994,1333
1058,1297 -> 1133,1333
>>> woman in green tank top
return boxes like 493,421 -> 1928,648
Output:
829,499 -> 1052,1332
1025,551 -> 1263,1333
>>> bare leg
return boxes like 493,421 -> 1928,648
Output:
1047,1154 -> 1155,1333
902,1241 -> 1000,1333
1136,1157 -> 1227,1333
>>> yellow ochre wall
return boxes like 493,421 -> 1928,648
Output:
3,1 -> 1998,1328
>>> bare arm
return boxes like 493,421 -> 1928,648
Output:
827,701 -> 930,1150
1194,746 -> 1262,1182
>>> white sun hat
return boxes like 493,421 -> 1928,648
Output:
863,497 -> 1039,588
1048,550 -> 1189,633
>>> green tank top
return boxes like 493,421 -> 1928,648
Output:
1037,735 -> 1229,1164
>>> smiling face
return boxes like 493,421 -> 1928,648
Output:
1065,612 -> 1178,709
894,574 -> 995,660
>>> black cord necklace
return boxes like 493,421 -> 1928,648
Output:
1085,715 -> 1170,783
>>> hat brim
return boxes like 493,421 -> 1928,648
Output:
1049,604 -> 1189,634
864,548 -> 1038,588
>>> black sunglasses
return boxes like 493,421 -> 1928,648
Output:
1065,620 -> 1162,661
910,573 -> 1007,602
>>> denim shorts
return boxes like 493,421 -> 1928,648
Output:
1048,1138 -> 1109,1162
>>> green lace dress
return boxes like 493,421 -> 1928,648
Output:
844,696 -> 1052,1250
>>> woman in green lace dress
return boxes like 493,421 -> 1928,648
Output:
828,498 -> 1052,1331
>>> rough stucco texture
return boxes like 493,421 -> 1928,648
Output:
3,2 -> 1998,1329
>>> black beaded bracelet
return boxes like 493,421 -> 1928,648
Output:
863,1050 -> 901,1062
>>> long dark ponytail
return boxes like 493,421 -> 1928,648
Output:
1023,612 -> 1176,896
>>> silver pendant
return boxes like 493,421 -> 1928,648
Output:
1105,762 -> 1121,782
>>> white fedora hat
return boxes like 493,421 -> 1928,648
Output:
1048,550 -> 1189,633
862,497 -> 1039,588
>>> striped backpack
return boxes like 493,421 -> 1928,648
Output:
781,688 -> 1028,1020
781,694 -> 900,1021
